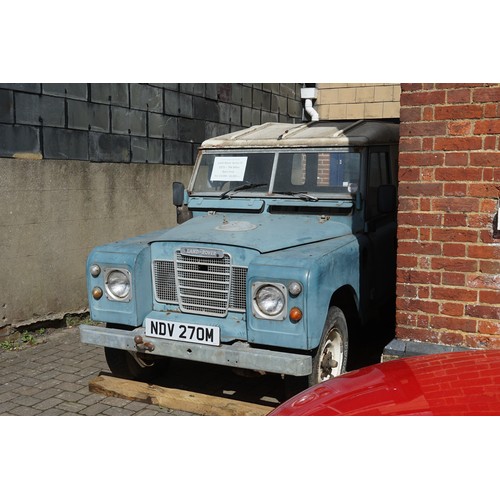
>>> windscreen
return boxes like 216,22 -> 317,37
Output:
191,149 -> 361,197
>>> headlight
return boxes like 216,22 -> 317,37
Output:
252,283 -> 286,320
105,269 -> 131,301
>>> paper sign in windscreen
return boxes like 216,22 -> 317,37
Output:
211,157 -> 248,182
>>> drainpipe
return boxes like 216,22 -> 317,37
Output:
301,86 -> 319,121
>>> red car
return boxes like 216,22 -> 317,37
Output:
269,349 -> 500,416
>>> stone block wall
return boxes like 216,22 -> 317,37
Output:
0,83 -> 303,329
0,83 -> 303,165
316,83 -> 400,120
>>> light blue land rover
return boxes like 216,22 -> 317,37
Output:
80,120 -> 399,387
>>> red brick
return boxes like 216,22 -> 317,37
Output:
396,283 -> 418,298
397,197 -> 420,212
434,136 -> 483,151
396,327 -> 440,344
398,212 -> 442,227
438,331 -> 467,347
398,241 -> 441,255
478,321 -> 500,336
431,286 -> 477,302
440,303 -> 464,316
401,84 -> 424,92
467,213 -> 492,229
434,167 -> 482,181
430,315 -> 477,333
448,121 -> 472,136
434,104 -> 484,120
398,166 -> 421,181
466,304 -> 500,320
479,260 -> 500,275
473,86 -> 500,103
400,107 -> 422,122
432,257 -> 477,273
466,273 -> 500,290
474,120 -> 500,135
432,227 -> 478,243
397,226 -> 419,240
422,137 -> 434,150
401,90 -> 446,106
399,152 -> 444,166
443,214 -> 467,226
441,272 -> 466,286
469,244 -> 500,259
446,88 -> 471,103
443,243 -> 466,256
484,136 -> 497,150
398,255 -> 419,268
420,198 -> 432,211
400,122 -> 447,137
468,183 -> 499,198
444,152 -> 469,166
399,137 -> 422,152
444,183 -> 467,196
436,83 -> 485,90
479,290 -> 500,304
484,103 -> 500,118
432,197 -> 480,213
399,182 -> 443,197
470,152 -> 500,166
423,107 -> 434,121
397,269 -> 441,285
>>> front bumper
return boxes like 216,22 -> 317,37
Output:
80,324 -> 312,376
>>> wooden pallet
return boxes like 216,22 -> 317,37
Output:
89,374 -> 273,416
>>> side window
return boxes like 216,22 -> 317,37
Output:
366,149 -> 390,219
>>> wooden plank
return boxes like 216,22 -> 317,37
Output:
89,375 -> 273,416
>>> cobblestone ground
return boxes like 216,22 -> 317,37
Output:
0,327 -> 192,416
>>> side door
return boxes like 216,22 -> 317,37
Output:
364,146 -> 398,310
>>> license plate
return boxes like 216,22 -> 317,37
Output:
145,318 -> 220,346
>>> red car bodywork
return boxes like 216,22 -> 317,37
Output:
269,350 -> 500,416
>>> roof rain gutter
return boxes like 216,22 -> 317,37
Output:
301,86 -> 319,122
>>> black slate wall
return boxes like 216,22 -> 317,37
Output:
0,83 -> 303,165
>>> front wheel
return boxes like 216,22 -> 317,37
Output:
308,306 -> 348,387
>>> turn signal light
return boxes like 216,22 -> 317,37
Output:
92,287 -> 103,300
289,307 -> 303,322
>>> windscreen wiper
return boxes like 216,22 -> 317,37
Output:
220,183 -> 267,199
273,191 -> 319,202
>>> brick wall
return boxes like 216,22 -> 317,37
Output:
316,83 -> 400,120
0,83 -> 303,165
396,83 -> 500,350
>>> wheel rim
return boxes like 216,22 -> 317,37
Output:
318,328 -> 343,382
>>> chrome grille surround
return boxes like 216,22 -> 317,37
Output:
153,250 -> 247,317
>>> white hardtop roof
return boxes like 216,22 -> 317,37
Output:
201,119 -> 399,149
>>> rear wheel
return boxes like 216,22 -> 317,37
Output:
308,306 -> 348,387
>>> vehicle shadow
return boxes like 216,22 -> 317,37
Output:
145,316 -> 395,410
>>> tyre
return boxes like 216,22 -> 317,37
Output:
308,306 -> 348,387
104,347 -> 168,382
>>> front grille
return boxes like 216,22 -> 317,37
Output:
153,251 -> 247,317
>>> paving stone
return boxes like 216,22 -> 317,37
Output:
37,408 -> 66,416
102,406 -> 135,416
56,401 -> 87,413
79,403 -> 110,416
0,401 -> 16,414
32,397 -> 64,411
8,406 -> 43,416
